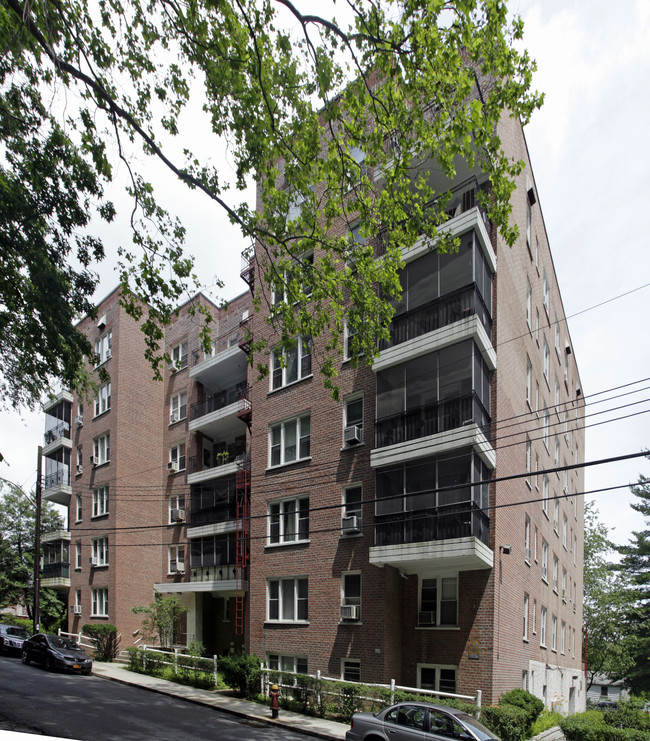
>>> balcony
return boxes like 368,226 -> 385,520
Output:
43,467 -> 71,505
155,564 -> 247,595
375,392 -> 490,449
370,502 -> 493,573
44,421 -> 71,447
190,325 -> 249,389
41,530 -> 71,589
41,562 -> 71,590
187,443 -> 247,485
189,383 -> 251,439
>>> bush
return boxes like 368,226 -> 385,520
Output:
480,704 -> 529,741
82,623 -> 119,661
529,709 -> 563,736
603,700 -> 650,732
561,712 -> 650,741
219,654 -> 261,698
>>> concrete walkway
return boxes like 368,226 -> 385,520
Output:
92,662 -> 348,740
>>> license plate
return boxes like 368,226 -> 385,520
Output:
73,664 -> 81,670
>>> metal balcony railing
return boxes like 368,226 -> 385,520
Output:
375,392 -> 491,449
190,564 -> 244,583
379,283 -> 492,352
190,382 -> 249,421
44,468 -> 71,490
188,444 -> 247,475
374,501 -> 489,548
44,421 -> 71,445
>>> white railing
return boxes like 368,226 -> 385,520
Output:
58,629 -> 122,655
260,665 -> 482,711
133,645 -> 219,685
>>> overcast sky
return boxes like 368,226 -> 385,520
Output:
1,0 -> 648,551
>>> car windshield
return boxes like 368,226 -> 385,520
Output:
7,627 -> 29,638
48,636 -> 80,650
456,713 -> 500,740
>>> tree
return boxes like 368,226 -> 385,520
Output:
583,501 -> 634,689
1,0 -> 542,409
0,479 -> 67,629
132,594 -> 187,648
617,468 -> 650,694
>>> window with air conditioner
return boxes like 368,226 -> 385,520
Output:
93,382 -> 111,417
169,392 -> 187,424
169,443 -> 186,473
269,415 -> 310,467
95,331 -> 112,366
169,546 -> 185,574
93,433 -> 110,466
270,336 -> 312,390
341,572 -> 361,621
170,341 -> 188,372
419,576 -> 457,627
267,577 -> 308,623
343,395 -> 363,447
169,495 -> 186,524
92,537 -> 108,567
76,446 -> 82,475
541,540 -> 548,582
92,485 -> 109,518
91,588 -> 108,618
269,496 -> 309,545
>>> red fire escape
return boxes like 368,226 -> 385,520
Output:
235,459 -> 250,636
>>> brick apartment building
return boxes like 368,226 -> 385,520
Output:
40,111 -> 585,710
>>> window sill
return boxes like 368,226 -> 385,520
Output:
266,457 -> 312,473
92,564 -> 109,570
92,410 -> 110,421
268,374 -> 314,395
341,442 -> 365,452
415,625 -> 460,631
265,540 -> 311,549
91,514 -> 109,520
264,620 -> 310,627
523,638 -> 529,644
525,559 -> 531,567
168,418 -> 187,427
93,461 -> 110,469
90,614 -> 109,620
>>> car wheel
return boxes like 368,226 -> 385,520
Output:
21,651 -> 30,665
45,656 -> 56,672
82,669 -> 92,675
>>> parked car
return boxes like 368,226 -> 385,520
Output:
21,634 -> 92,675
346,702 -> 501,741
0,624 -> 30,656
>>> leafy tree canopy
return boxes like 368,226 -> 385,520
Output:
583,501 -> 634,688
1,0 -> 542,407
0,478 -> 66,628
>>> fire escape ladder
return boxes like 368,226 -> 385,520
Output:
235,463 -> 250,635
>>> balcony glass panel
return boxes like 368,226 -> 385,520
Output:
42,562 -> 70,579
190,477 -> 238,524
191,382 -> 249,420
44,400 -> 72,444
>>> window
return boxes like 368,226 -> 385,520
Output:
564,351 -> 569,387
525,437 -> 531,487
168,545 -> 185,574
526,279 -> 532,329
268,654 -> 308,675
543,410 -> 549,451
348,146 -> 367,187
75,494 -> 82,522
95,331 -> 112,365
524,516 -> 531,562
543,337 -> 550,383
562,568 -> 567,600
92,486 -> 109,517
342,659 -> 361,682
76,446 -> 82,475
91,588 -> 108,617
344,396 -> 363,445
169,443 -> 186,472
92,537 -> 108,567
526,357 -> 532,406
269,415 -> 310,467
269,497 -> 309,544
419,576 -> 457,626
93,433 -> 110,465
75,589 -> 82,610
553,499 -> 559,533
168,495 -> 185,524
541,539 -> 548,581
270,336 -> 312,390
554,437 -> 560,469
346,223 -> 365,266
267,577 -> 308,622
75,542 -> 82,570
543,270 -> 550,316
418,665 -> 457,694
169,392 -> 187,424
555,321 -> 561,358
540,607 -> 547,647
551,615 -> 557,651
344,320 -> 357,361
532,599 -> 537,634
563,514 -> 568,549
342,572 -> 361,620
535,308 -> 540,344
534,525 -> 538,562
552,554 -> 558,592
523,594 -> 529,640
272,253 -> 314,304
526,197 -> 532,248
555,377 -> 560,413
93,382 -> 111,417
170,342 -> 188,371
542,475 -> 549,515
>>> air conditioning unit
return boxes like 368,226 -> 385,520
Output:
70,605 -> 82,615
341,515 -> 361,535
167,462 -> 177,474
175,563 -> 185,575
170,413 -> 178,424
525,547 -> 532,561
75,415 -> 84,427
340,604 -> 360,621
105,350 -> 111,360
89,456 -> 96,467
343,425 -> 362,445
76,465 -> 83,475
171,509 -> 186,523
90,557 -> 99,567
418,611 -> 436,625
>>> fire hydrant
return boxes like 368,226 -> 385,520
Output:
269,684 -> 280,719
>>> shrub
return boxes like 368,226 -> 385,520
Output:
480,704 -> 529,741
603,700 -> 650,731
219,653 -> 261,698
82,623 -> 119,661
529,709 -> 563,736
560,711 -> 650,741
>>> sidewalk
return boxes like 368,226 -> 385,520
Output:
91,662 -> 348,740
